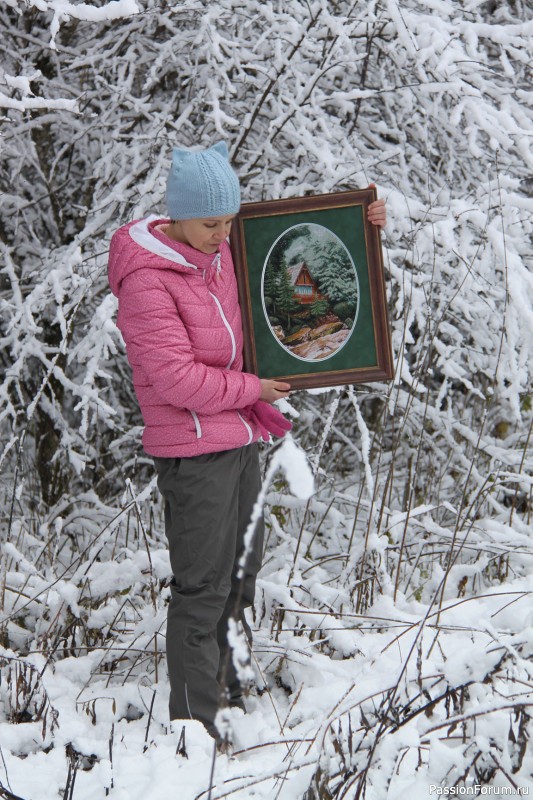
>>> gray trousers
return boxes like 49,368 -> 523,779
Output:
153,444 -> 263,735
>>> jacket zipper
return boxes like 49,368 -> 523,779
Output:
209,291 -> 237,369
202,258 -> 236,369
203,260 -> 251,443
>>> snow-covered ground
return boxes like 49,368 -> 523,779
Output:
2,450 -> 532,798
2,574 -> 532,799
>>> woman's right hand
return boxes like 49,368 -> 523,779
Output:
259,379 -> 291,404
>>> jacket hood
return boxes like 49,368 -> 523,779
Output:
108,215 -> 201,296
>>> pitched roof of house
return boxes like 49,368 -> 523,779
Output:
287,262 -> 315,286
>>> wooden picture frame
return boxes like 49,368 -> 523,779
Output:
230,188 -> 393,390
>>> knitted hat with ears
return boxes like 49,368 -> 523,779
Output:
166,141 -> 241,220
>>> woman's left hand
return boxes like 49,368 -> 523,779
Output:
367,183 -> 387,228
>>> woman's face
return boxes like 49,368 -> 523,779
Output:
169,215 -> 235,254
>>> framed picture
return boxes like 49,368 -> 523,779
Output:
230,188 -> 394,390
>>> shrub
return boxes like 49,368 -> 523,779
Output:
333,301 -> 357,321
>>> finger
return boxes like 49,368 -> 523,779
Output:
274,381 -> 291,391
368,203 -> 386,218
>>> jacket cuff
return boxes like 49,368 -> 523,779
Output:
244,374 -> 263,406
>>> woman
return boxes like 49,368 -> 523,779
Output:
108,142 -> 386,742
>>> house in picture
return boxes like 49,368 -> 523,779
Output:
288,262 -> 326,305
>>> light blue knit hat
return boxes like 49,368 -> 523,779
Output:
166,141 -> 241,220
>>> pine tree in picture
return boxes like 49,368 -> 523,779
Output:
275,262 -> 300,331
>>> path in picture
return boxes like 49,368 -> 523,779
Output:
262,223 -> 360,361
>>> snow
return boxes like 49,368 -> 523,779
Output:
268,435 -> 315,500
28,0 -> 141,49
0,91 -> 78,112
1,0 -> 532,797
1,574 -> 532,797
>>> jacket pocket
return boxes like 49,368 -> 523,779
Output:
190,410 -> 202,439
237,411 -> 253,445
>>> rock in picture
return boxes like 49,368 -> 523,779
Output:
262,223 -> 360,361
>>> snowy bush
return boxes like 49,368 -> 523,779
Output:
1,0 -> 532,798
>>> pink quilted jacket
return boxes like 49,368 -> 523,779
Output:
108,216 -> 263,457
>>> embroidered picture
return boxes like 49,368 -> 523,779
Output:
261,224 -> 360,362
